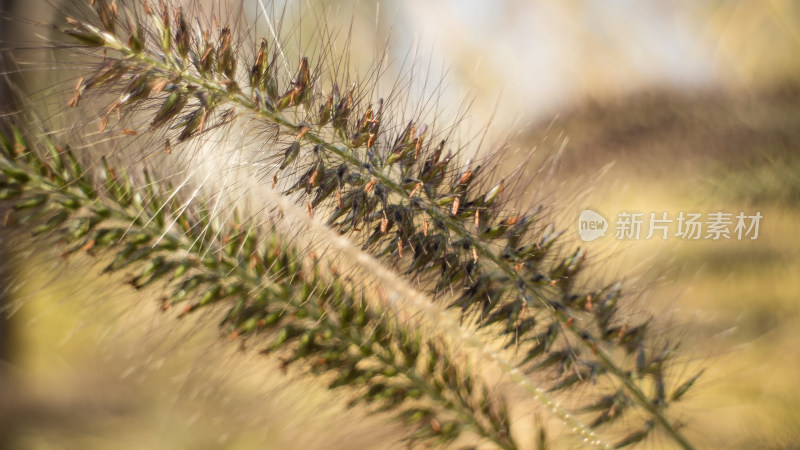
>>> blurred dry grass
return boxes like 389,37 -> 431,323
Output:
516,80 -> 800,448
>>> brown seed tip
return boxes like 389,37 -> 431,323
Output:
81,239 -> 96,253
364,177 -> 377,193
296,125 -> 310,140
67,77 -> 83,108
380,216 -> 388,234
409,182 -> 422,198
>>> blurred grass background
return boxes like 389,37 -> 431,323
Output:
2,0 -> 799,448
518,83 -> 800,448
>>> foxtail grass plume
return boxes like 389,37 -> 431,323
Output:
0,0 -> 703,448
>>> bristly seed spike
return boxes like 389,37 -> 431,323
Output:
26,3 -> 701,448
